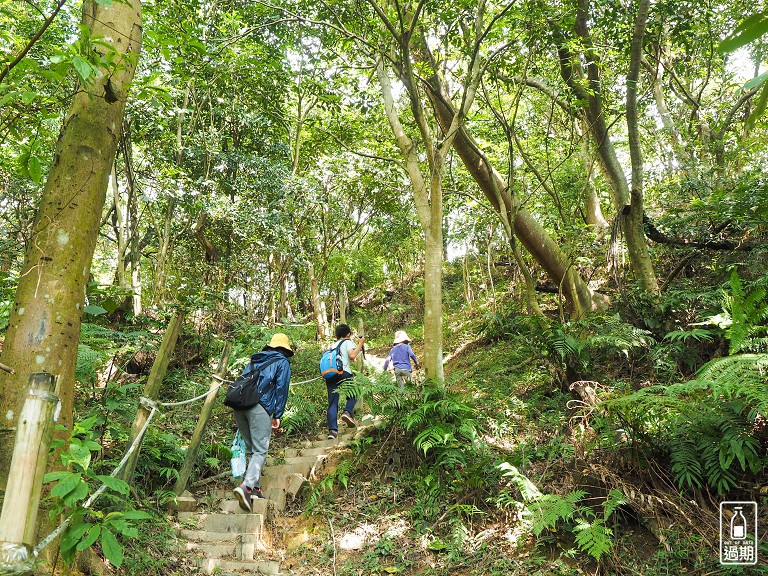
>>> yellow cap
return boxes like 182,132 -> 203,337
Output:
267,333 -> 294,356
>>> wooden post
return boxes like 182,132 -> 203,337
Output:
356,319 -> 366,373
119,313 -> 183,484
0,373 -> 58,568
173,342 -> 232,496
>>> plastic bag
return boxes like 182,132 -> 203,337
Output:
230,431 -> 247,478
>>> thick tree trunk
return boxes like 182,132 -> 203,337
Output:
423,223 -> 445,381
424,75 -> 598,317
0,0 -> 142,488
377,59 -> 446,380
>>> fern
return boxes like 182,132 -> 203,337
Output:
529,491 -> 586,537
603,489 -> 626,520
726,269 -> 768,354
573,519 -> 614,561
670,437 -> 704,489
664,328 -> 716,343
76,344 -> 104,387
704,270 -> 768,354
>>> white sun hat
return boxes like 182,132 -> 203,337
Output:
393,330 -> 410,344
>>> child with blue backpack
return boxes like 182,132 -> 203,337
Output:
321,324 -> 365,439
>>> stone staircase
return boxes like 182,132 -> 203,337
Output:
176,416 -> 379,575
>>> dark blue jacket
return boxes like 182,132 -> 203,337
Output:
241,350 -> 291,419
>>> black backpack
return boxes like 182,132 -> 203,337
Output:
224,356 -> 282,410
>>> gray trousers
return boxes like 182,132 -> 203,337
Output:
233,403 -> 272,489
394,368 -> 412,390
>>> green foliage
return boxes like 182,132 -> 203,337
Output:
706,270 -> 768,354
399,379 -> 481,468
45,418 -> 150,569
546,315 -> 655,379
306,459 -> 352,511
520,488 -> 624,562
602,353 -> 768,494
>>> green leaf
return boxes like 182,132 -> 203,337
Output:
101,527 -> 123,568
84,305 -> 108,316
76,525 -> 101,551
63,479 -> 90,506
121,510 -> 152,520
67,442 -> 92,470
743,70 -> 768,91
106,518 -> 137,538
95,475 -> 130,495
719,14 -> 768,53
60,520 -> 90,552
27,156 -> 42,183
72,56 -> 93,81
44,471 -> 73,483
747,83 -> 768,130
50,472 -> 83,498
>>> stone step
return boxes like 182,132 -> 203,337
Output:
193,556 -> 281,575
218,499 -> 272,518
283,446 -> 327,458
180,540 -> 239,559
179,529 -> 257,544
194,511 -> 264,534
181,530 -> 265,561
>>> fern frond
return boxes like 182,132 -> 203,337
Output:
573,520 -> 613,561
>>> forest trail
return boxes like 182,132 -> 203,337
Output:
175,415 -> 382,575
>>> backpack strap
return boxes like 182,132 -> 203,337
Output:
245,355 -> 284,394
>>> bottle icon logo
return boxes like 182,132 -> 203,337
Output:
720,501 -> 758,565
730,506 -> 746,540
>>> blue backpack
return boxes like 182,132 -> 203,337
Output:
319,342 -> 345,379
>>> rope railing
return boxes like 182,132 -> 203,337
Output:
28,370 -> 324,559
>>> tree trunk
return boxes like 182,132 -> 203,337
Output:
626,0 -> 659,295
308,261 -> 328,340
423,189 -> 445,382
339,284 -> 348,325
557,0 -> 659,295
111,163 -> 129,290
0,0 -> 142,488
424,73 -> 599,317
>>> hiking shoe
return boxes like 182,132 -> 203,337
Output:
341,411 -> 356,428
234,483 -> 252,512
252,486 -> 265,499
327,430 -> 338,440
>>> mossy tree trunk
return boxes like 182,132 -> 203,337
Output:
0,0 -> 142,487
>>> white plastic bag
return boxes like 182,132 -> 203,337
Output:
230,431 -> 247,478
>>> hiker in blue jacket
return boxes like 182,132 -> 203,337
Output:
325,323 -> 365,439
233,333 -> 293,512
383,330 -> 419,390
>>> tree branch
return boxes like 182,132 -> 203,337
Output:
0,0 -> 67,86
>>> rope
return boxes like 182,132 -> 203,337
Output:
30,370 -> 320,558
158,380 -> 225,407
211,373 -> 323,387
290,375 -> 324,386
33,402 -> 159,556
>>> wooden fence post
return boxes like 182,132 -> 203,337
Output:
0,373 -> 58,573
119,313 -> 183,484
173,342 -> 232,496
